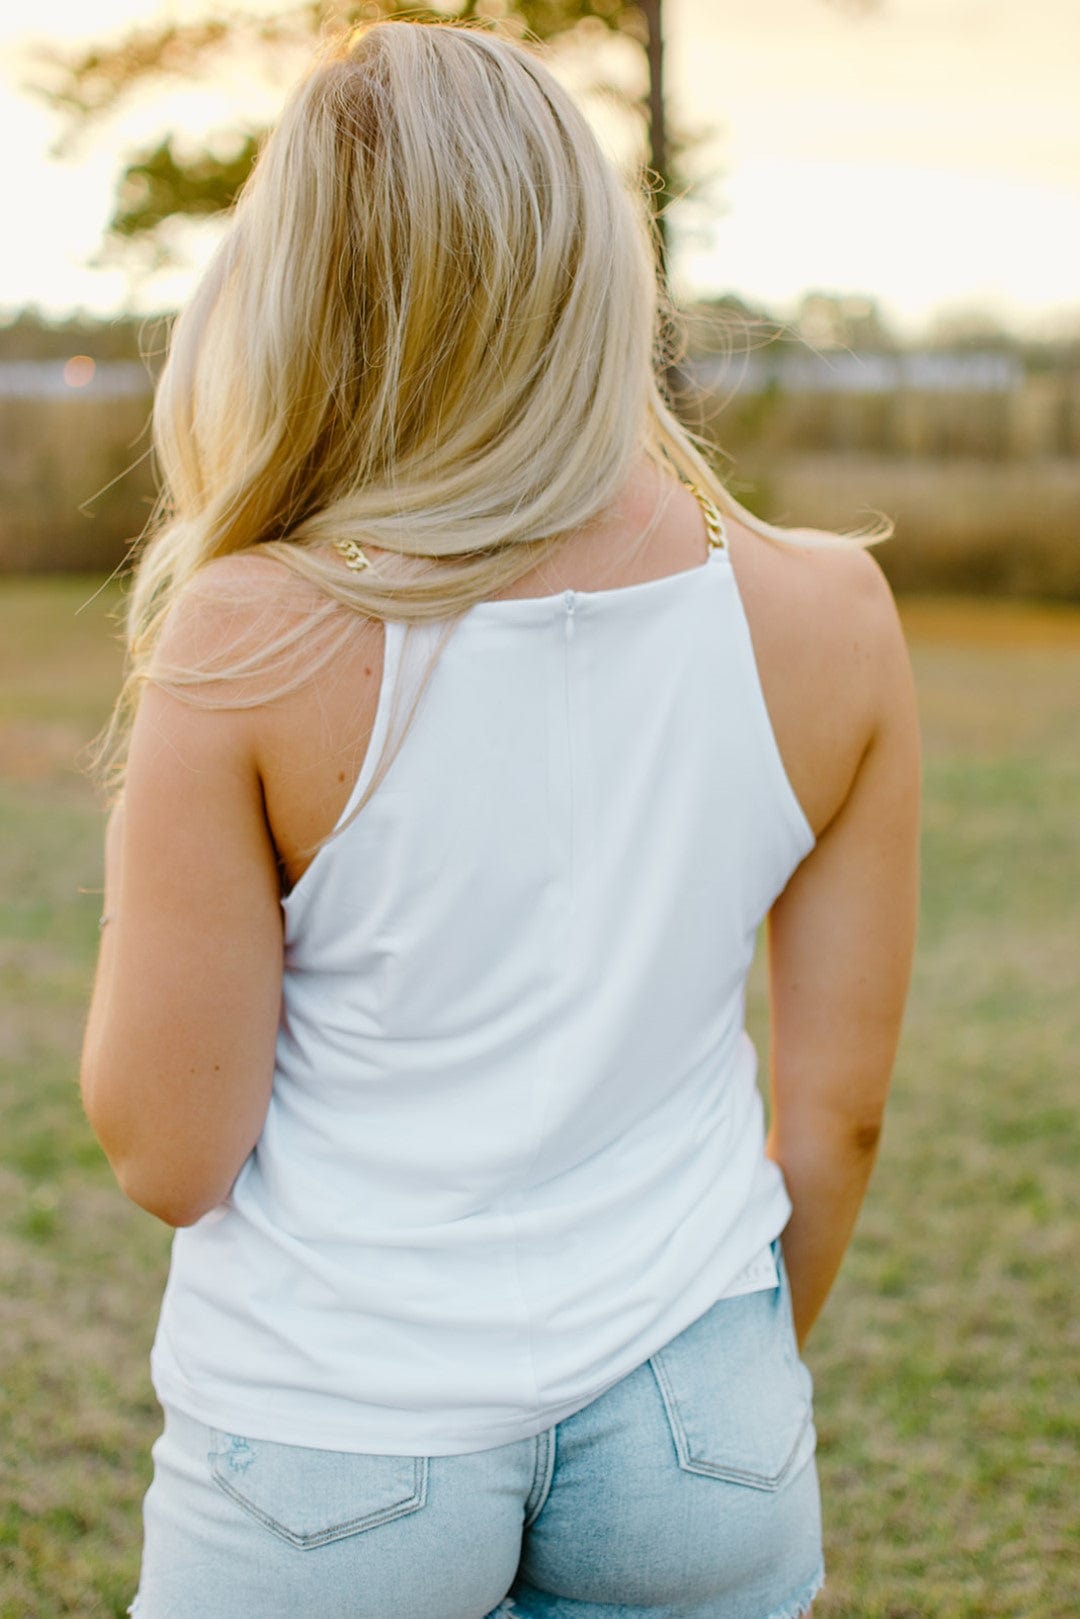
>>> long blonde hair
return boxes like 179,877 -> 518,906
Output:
103,18 -> 884,800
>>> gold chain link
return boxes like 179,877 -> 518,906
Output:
334,538 -> 371,572
684,482 -> 728,552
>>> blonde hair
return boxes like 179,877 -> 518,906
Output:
102,18 -> 885,803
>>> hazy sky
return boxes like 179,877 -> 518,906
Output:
2,0 -> 1077,334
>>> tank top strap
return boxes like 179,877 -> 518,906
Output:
684,482 -> 728,553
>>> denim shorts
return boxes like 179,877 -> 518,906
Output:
128,1244 -> 822,1619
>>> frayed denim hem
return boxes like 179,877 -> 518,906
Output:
488,1565 -> 825,1619
764,1562 -> 825,1619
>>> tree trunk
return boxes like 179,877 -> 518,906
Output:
641,0 -> 668,270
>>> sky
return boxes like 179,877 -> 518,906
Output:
1,0 -> 1078,336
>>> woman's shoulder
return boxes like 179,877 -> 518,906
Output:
154,549 -> 332,658
724,514 -> 912,838
150,547 -> 381,699
726,509 -> 897,627
144,548 -> 386,889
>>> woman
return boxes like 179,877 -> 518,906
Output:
82,20 -> 920,1619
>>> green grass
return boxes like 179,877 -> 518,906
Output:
1,579 -> 1078,1618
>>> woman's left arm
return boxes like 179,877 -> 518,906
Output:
81,675 -> 284,1228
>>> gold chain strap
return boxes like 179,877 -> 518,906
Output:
685,482 -> 728,552
333,481 -> 727,572
334,538 -> 371,572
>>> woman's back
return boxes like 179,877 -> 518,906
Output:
138,459 -> 909,1457
245,467 -> 882,891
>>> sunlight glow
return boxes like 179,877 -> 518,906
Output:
1,0 -> 1078,334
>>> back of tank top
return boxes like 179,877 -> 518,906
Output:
149,544 -> 817,1455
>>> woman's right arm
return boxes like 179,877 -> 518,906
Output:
765,563 -> 921,1347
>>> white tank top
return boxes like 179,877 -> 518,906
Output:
149,544 -> 816,1455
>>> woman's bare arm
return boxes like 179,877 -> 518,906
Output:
765,561 -> 921,1346
81,584 -> 286,1228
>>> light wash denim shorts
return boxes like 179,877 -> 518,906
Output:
128,1243 -> 822,1619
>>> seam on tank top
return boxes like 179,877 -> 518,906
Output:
506,608 -> 581,1411
490,620 -> 573,1423
563,599 -> 576,902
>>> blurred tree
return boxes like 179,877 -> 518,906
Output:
682,293 -> 782,356
926,305 -> 1018,353
27,0 -> 883,422
796,290 -> 897,353
29,2 -> 689,263
0,306 -> 156,362
29,2 -> 878,272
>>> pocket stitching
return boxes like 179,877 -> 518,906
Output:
209,1448 -> 428,1550
649,1277 -> 815,1496
650,1346 -> 812,1492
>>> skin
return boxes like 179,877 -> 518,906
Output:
81,454 -> 921,1351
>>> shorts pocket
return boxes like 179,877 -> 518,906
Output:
648,1254 -> 814,1492
208,1429 -> 428,1549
